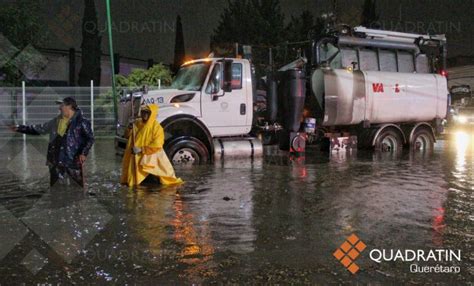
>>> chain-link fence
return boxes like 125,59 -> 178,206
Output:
0,83 -> 116,137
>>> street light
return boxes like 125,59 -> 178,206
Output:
105,0 -> 118,124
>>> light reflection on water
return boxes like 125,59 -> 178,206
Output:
0,137 -> 472,284
453,131 -> 474,175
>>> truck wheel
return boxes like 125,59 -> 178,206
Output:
165,136 -> 209,165
374,128 -> 403,153
411,127 -> 435,152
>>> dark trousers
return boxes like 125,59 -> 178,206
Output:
49,165 -> 83,187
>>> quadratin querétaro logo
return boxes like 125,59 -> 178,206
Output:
333,233 -> 462,275
333,233 -> 367,274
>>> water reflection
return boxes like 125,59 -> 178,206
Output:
453,131 -> 472,174
125,188 -> 175,256
440,130 -> 473,269
120,163 -> 260,282
171,192 -> 215,280
0,138 -> 471,284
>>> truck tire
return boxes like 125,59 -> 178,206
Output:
165,136 -> 209,165
374,128 -> 404,153
410,127 -> 435,152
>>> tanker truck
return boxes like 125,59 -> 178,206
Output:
115,26 -> 449,164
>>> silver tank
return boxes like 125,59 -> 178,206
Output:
213,138 -> 263,160
312,69 -> 448,126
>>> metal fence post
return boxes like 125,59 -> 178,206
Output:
22,81 -> 26,140
90,80 -> 94,132
158,79 -> 161,90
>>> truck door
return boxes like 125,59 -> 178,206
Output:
201,62 -> 250,136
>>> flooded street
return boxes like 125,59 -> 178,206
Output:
0,136 -> 472,284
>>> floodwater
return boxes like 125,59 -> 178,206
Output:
0,135 -> 472,284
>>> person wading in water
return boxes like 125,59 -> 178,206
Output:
12,97 -> 94,187
121,104 -> 183,187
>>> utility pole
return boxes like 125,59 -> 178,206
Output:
105,0 -> 118,123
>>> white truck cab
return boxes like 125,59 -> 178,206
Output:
116,58 -> 261,164
154,58 -> 253,136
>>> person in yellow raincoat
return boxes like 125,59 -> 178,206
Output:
121,104 -> 183,187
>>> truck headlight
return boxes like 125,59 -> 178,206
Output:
454,115 -> 468,124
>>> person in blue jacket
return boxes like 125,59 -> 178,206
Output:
13,97 -> 95,187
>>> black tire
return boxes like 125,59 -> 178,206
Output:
374,128 -> 404,153
410,127 -> 435,152
165,136 -> 209,165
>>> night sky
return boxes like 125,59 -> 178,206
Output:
35,0 -> 474,64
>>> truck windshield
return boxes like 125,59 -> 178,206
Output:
171,62 -> 211,91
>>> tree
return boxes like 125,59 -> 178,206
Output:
78,0 -> 101,86
285,10 -> 326,43
283,11 -> 326,64
211,0 -> 285,48
116,64 -> 173,89
0,0 -> 47,86
172,15 -> 186,74
211,0 -> 285,75
360,0 -> 379,28
253,0 -> 285,45
285,11 -> 315,43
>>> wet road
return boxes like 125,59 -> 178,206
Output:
0,135 -> 472,284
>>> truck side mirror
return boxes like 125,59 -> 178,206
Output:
222,60 -> 233,93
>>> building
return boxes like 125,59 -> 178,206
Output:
6,48 -> 153,87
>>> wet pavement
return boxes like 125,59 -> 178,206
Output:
0,135 -> 472,284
